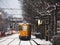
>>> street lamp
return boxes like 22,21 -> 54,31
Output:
38,19 -> 42,26
34,16 -> 43,39
34,16 -> 42,26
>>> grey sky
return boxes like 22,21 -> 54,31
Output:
0,0 -> 23,18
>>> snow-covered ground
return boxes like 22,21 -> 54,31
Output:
0,34 -> 52,45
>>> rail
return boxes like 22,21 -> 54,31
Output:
0,34 -> 52,45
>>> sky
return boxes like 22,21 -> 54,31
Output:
0,0 -> 23,18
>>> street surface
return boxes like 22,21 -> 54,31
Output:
0,34 -> 52,45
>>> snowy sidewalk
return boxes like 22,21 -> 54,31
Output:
0,34 -> 52,45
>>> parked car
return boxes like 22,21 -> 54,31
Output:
0,31 -> 6,37
11,29 -> 16,34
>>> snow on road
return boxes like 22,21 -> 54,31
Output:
0,34 -> 52,45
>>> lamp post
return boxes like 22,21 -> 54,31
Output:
34,16 -> 43,39
34,16 -> 42,32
